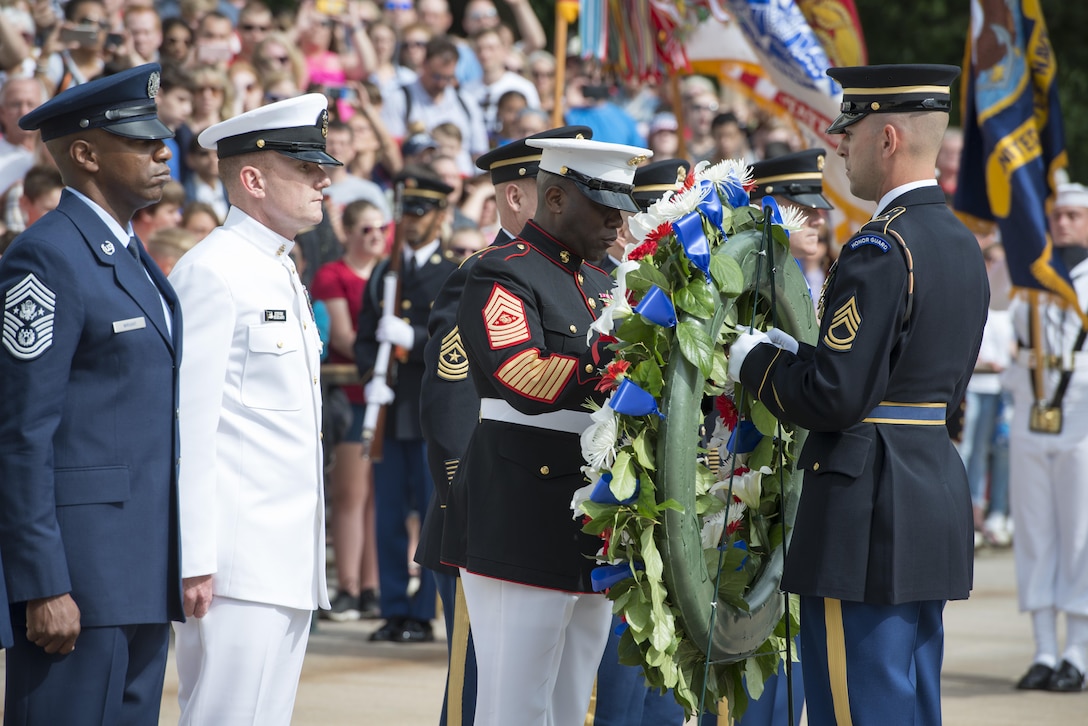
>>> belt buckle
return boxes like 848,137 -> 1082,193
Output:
1029,403 -> 1063,434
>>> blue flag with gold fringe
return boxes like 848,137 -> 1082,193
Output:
954,0 -> 1074,310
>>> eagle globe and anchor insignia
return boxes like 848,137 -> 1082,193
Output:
3,273 -> 57,360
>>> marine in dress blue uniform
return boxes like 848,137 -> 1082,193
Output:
0,64 -> 184,725
441,137 -> 652,726
417,125 -> 591,726
730,65 -> 989,725
355,167 -> 458,643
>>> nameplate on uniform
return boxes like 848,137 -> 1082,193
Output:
849,235 -> 890,253
112,316 -> 146,333
264,309 -> 287,322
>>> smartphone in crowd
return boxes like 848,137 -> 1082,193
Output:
315,0 -> 346,16
59,24 -> 102,47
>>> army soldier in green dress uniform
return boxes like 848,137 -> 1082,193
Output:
729,64 -> 989,725
441,137 -> 651,726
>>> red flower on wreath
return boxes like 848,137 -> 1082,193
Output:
715,395 -> 739,430
628,222 -> 672,261
595,359 -> 631,392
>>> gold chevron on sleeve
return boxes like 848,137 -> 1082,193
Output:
483,284 -> 531,349
496,349 -> 577,403
437,326 -> 470,381
444,458 -> 459,485
823,295 -> 861,351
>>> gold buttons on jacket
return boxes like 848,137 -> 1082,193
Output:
277,341 -> 284,348
539,465 -> 550,476
812,462 -> 821,471
569,324 -> 577,334
588,299 -> 596,309
585,364 -> 594,373
402,300 -> 412,310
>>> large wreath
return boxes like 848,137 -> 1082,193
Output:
573,160 -> 819,719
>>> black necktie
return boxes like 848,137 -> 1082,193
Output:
128,236 -> 141,263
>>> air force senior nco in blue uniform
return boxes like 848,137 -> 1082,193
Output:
0,64 -> 183,725
730,65 -> 988,725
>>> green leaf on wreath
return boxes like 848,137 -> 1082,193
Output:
674,279 -> 715,318
634,358 -> 664,397
640,525 -> 663,581
750,400 -> 779,437
610,451 -> 638,501
676,320 -> 714,377
748,434 -> 775,471
709,252 -> 744,296
615,314 -> 658,347
632,429 -> 656,471
709,347 -> 730,386
629,261 -> 672,293
626,591 -> 652,635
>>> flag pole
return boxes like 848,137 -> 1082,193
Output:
552,0 -> 580,128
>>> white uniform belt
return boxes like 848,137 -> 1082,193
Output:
479,398 -> 593,434
1016,349 -> 1088,371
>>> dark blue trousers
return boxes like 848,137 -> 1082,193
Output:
800,596 -> 945,726
433,570 -> 478,726
373,437 -> 436,622
592,615 -> 685,725
5,607 -> 169,726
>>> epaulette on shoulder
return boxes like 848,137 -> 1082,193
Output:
497,239 -> 533,262
846,207 -> 908,255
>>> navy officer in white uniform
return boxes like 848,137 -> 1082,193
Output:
0,63 -> 183,725
169,94 -> 337,726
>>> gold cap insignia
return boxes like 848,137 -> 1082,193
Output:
675,165 -> 686,184
627,155 -> 647,167
256,139 -> 265,148
870,101 -> 881,111
817,155 -> 825,171
320,109 -> 329,138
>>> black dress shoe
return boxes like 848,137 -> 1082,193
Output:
393,619 -> 434,643
1016,662 -> 1055,690
368,617 -> 406,642
1047,660 -> 1086,692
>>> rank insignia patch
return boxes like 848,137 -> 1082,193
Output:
437,326 -> 469,381
848,235 -> 890,253
3,274 -> 56,360
823,295 -> 861,352
496,348 -> 576,402
264,309 -> 287,322
483,284 -> 530,349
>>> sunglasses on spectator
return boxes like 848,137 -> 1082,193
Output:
688,101 -> 719,113
531,70 -> 554,79
467,8 -> 497,20
357,224 -> 391,235
450,246 -> 476,256
75,18 -> 110,28
385,0 -> 412,9
402,39 -> 428,49
240,23 -> 271,32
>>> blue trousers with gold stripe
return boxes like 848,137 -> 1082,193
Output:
800,596 -> 945,726
433,570 -> 477,726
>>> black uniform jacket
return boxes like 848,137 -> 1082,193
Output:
440,221 -> 613,592
355,246 -> 458,441
739,184 -> 989,604
416,228 -> 514,575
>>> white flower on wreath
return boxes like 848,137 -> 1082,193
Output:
570,481 -> 596,519
580,402 -> 619,480
588,259 -> 639,343
627,208 -> 667,242
648,181 -> 709,223
711,465 -> 771,509
694,158 -> 752,189
700,498 -> 747,550
777,203 -> 809,233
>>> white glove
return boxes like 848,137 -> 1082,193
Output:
376,315 -> 414,350
365,378 -> 395,406
766,327 -> 799,354
728,330 -> 772,382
